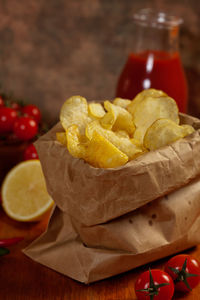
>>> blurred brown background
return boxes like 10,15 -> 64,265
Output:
0,0 -> 199,125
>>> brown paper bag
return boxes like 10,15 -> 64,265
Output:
24,113 -> 200,283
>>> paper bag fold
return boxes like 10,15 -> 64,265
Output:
35,114 -> 200,226
24,176 -> 200,283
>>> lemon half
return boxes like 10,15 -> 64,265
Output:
2,160 -> 54,222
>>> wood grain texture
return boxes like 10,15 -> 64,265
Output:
0,208 -> 200,300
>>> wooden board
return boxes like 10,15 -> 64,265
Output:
0,207 -> 200,300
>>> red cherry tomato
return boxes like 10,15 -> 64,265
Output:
165,254 -> 200,292
23,143 -> 39,160
10,101 -> 21,112
13,116 -> 38,141
135,269 -> 174,300
22,104 -> 41,123
0,107 -> 18,133
0,96 -> 4,107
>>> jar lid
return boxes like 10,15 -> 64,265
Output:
133,8 -> 183,29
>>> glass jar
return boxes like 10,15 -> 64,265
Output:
116,8 -> 188,113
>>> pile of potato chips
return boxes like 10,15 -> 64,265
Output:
57,89 -> 195,169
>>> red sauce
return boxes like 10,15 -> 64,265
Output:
116,50 -> 188,113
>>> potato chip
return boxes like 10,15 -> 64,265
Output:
56,132 -> 67,146
60,96 -> 91,134
57,90 -> 192,169
115,130 -> 130,138
86,120 -> 144,159
130,138 -> 144,148
85,131 -> 128,168
181,124 -> 195,137
66,125 -> 87,158
127,88 -> 167,115
101,101 -> 135,135
88,102 -> 105,119
100,102 -> 116,130
144,118 -> 184,151
132,128 -> 145,144
132,95 -> 179,143
113,98 -> 131,109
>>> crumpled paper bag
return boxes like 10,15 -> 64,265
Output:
24,113 -> 200,283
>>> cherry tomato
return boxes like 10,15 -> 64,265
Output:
165,254 -> 200,292
13,116 -> 38,141
0,107 -> 18,133
0,96 -> 4,107
22,104 -> 41,123
23,143 -> 39,160
135,269 -> 174,300
10,101 -> 21,112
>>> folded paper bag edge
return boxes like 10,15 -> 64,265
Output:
35,114 -> 200,226
23,201 -> 200,284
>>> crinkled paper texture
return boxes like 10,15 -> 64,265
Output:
24,113 -> 200,283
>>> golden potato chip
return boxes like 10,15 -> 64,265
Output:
132,128 -> 144,144
130,138 -> 144,148
100,102 -> 116,129
56,132 -> 67,146
181,124 -> 195,137
115,130 -> 130,138
85,131 -> 128,168
144,118 -> 184,151
132,96 -> 179,143
88,102 -> 105,119
101,101 -> 135,135
113,98 -> 131,109
66,125 -> 87,158
86,120 -> 144,160
60,96 -> 91,134
57,89 -> 190,169
85,120 -> 101,140
127,88 -> 167,115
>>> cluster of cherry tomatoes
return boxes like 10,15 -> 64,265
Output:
135,254 -> 200,299
0,95 -> 40,160
0,96 -> 40,140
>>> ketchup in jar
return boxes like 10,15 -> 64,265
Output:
116,9 -> 188,113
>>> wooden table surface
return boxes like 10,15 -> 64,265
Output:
0,207 -> 200,300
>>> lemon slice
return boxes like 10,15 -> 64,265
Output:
1,160 -> 54,222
